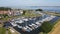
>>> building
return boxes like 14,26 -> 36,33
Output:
0,10 -> 9,14
0,9 -> 23,16
10,9 -> 23,16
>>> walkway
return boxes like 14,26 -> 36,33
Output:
48,19 -> 60,34
6,30 -> 8,34
9,27 -> 21,34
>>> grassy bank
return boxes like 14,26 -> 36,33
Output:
48,19 -> 60,34
39,18 -> 60,34
44,11 -> 60,16
0,27 -> 6,34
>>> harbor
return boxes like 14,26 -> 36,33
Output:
7,14 -> 59,34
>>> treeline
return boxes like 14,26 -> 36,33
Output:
0,7 -> 11,11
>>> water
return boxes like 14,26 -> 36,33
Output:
4,15 -> 60,34
18,6 -> 60,13
13,15 -> 59,34
50,17 -> 60,23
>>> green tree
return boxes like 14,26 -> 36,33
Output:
40,21 -> 53,33
0,7 -> 11,11
23,10 -> 26,15
36,9 -> 43,11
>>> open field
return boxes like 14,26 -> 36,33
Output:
48,19 -> 60,34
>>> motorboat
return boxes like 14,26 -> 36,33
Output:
19,20 -> 24,23
26,26 -> 32,31
29,24 -> 34,29
22,27 -> 27,32
29,18 -> 32,20
17,25 -> 22,28
32,23 -> 38,28
23,18 -> 28,21
11,23 -> 17,27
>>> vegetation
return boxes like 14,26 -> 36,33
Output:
45,12 -> 60,17
0,7 -> 11,11
0,27 -> 6,34
8,29 -> 11,34
40,21 -> 53,33
0,14 -> 8,17
36,9 -> 43,11
48,19 -> 60,34
0,14 -> 9,20
22,10 -> 41,17
23,10 -> 26,15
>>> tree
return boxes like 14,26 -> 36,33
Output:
0,7 -> 11,11
40,21 -> 53,33
23,10 -> 26,15
36,9 -> 43,11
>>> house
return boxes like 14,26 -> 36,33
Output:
0,10 -> 9,14
0,9 -> 23,16
10,9 -> 23,16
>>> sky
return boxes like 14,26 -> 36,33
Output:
0,0 -> 60,7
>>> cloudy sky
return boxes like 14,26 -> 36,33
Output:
0,0 -> 60,7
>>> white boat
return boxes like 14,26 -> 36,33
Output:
15,21 -> 19,23
22,27 -> 27,30
22,27 -> 31,32
19,20 -> 24,23
11,19 -> 14,21
26,26 -> 32,31
36,22 -> 40,24
29,24 -> 34,29
23,18 -> 28,21
29,18 -> 32,20
11,23 -> 17,27
32,24 -> 38,28
35,22 -> 41,26
17,25 -> 22,28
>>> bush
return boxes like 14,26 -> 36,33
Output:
0,14 -> 9,18
40,21 -> 53,33
36,9 -> 43,11
23,10 -> 26,15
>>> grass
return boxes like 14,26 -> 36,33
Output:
0,27 -> 6,34
8,29 -> 11,34
0,27 -> 12,34
48,19 -> 60,34
45,11 -> 60,16
23,11 -> 41,17
39,19 -> 60,34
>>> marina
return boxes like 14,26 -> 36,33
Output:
9,14 -> 59,33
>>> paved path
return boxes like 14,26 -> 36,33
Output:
48,20 -> 60,34
6,30 -> 8,34
9,27 -> 21,34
